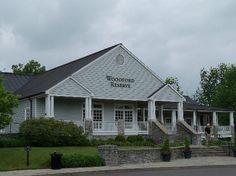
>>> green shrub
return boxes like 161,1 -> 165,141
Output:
0,136 -> 28,147
184,138 -> 190,150
201,139 -> 229,146
115,135 -> 126,143
62,154 -> 105,168
127,135 -> 144,143
20,117 -> 89,146
161,138 -> 170,152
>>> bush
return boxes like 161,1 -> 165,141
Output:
201,139 -> 229,146
62,154 -> 105,168
127,135 -> 144,143
0,136 -> 28,147
161,138 -> 170,152
20,118 -> 89,146
115,135 -> 126,143
184,138 -> 190,149
90,135 -> 156,147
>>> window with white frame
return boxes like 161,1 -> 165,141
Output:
83,103 -> 103,129
93,103 -> 103,129
114,104 -> 133,129
24,107 -> 31,120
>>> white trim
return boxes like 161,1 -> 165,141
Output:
120,44 -> 166,84
113,103 -> 135,129
71,45 -> 118,77
49,94 -> 91,98
149,84 -> 185,102
69,77 -> 95,96
91,96 -> 147,102
50,96 -> 54,117
46,77 -> 94,96
92,103 -> 104,130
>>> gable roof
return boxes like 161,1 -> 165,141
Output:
15,44 -> 119,98
148,84 -> 185,101
1,72 -> 35,92
163,96 -> 234,112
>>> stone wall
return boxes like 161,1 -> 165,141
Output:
98,145 -> 228,166
98,145 -> 184,166
148,120 -> 169,144
176,120 -> 201,145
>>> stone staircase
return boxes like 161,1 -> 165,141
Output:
191,146 -> 228,157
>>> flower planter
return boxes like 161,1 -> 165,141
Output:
183,150 -> 192,159
161,152 -> 171,162
233,149 -> 236,157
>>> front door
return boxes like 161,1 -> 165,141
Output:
114,104 -> 134,129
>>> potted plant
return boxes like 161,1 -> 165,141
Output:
232,136 -> 236,157
161,138 -> 171,162
183,138 -> 192,159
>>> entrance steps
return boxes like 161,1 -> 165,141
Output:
191,146 -> 228,157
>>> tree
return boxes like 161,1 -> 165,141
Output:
0,76 -> 18,129
165,76 -> 183,94
194,63 -> 230,106
212,66 -> 236,110
12,60 -> 46,75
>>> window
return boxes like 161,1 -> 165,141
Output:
114,104 -> 133,129
24,107 -> 31,120
93,103 -> 103,129
82,103 -> 103,129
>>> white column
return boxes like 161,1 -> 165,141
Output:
159,105 -> 164,123
230,112 -> 234,126
45,95 -> 51,117
171,110 -> 177,132
193,111 -> 197,127
85,97 -> 92,120
50,96 -> 54,117
212,111 -> 217,126
34,98 -> 37,118
177,101 -> 184,120
148,100 -> 156,121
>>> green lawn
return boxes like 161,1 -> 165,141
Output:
0,147 -> 98,171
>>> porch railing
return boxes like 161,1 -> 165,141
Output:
93,121 -> 117,131
197,125 -> 231,136
165,124 -> 176,134
125,121 -> 148,131
218,126 -> 231,135
62,120 -> 84,127
93,121 -> 148,132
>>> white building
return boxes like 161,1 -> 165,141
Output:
1,44 -> 234,143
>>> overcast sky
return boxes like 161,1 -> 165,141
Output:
0,0 -> 236,95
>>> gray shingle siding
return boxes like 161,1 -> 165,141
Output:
72,46 -> 164,100
49,78 -> 91,97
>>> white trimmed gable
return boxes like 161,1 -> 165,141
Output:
71,45 -> 165,100
149,84 -> 185,102
48,78 -> 91,97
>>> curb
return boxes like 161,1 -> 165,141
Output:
34,164 -> 236,176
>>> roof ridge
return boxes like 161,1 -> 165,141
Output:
0,72 -> 35,76
42,43 -> 121,74
15,43 -> 121,98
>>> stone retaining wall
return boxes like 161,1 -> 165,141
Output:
98,145 -> 184,166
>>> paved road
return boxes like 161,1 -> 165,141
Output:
77,166 -> 236,176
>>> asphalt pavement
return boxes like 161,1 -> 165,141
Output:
1,156 -> 236,176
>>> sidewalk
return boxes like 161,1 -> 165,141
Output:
1,156 -> 236,176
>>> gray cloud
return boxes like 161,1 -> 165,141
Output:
1,0 -> 236,95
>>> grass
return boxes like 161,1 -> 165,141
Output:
0,147 -> 98,171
